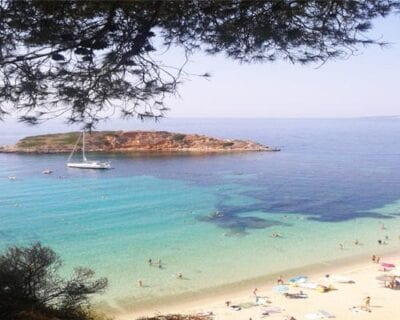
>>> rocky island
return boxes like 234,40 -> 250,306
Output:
0,131 -> 278,153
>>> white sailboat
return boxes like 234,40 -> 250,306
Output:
66,131 -> 111,169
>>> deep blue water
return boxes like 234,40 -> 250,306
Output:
3,118 -> 399,224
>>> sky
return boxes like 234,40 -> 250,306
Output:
161,15 -> 400,118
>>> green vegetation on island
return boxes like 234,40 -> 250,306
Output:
1,131 -> 274,153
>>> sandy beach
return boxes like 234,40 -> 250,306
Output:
116,251 -> 400,320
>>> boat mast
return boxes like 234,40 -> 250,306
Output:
82,131 -> 88,162
67,132 -> 81,163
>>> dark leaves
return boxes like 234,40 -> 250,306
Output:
0,243 -> 107,320
18,116 -> 39,125
51,53 -> 65,61
74,48 -> 91,55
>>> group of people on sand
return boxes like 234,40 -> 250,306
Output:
371,254 -> 381,264
251,280 -> 372,318
385,276 -> 399,289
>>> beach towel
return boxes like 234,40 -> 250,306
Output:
255,297 -> 270,305
330,275 -> 354,283
261,306 -> 282,317
289,275 -> 308,284
305,313 -> 323,320
317,310 -> 335,318
305,310 -> 335,319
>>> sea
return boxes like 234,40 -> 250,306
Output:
1,117 -> 400,312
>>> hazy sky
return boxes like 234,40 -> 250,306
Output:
162,15 -> 400,118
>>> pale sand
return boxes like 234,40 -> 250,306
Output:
116,251 -> 400,320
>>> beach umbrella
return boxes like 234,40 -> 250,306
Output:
288,275 -> 308,284
272,285 -> 289,293
381,262 -> 395,269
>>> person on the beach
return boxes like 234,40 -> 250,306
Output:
157,259 -> 162,268
339,243 -> 344,250
253,287 -> 258,297
148,258 -> 152,265
225,300 -> 231,307
371,255 -> 376,263
138,279 -> 143,287
376,256 -> 381,263
389,276 -> 396,289
363,296 -> 371,312
177,272 -> 183,279
277,275 -> 284,285
354,239 -> 359,245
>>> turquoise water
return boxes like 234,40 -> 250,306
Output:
1,118 -> 400,312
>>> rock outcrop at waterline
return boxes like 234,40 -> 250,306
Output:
0,131 -> 278,153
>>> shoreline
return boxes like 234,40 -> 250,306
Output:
110,247 -> 400,319
0,148 -> 276,154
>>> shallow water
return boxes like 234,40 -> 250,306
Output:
1,118 -> 400,312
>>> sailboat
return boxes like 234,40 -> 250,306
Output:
66,131 -> 111,169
